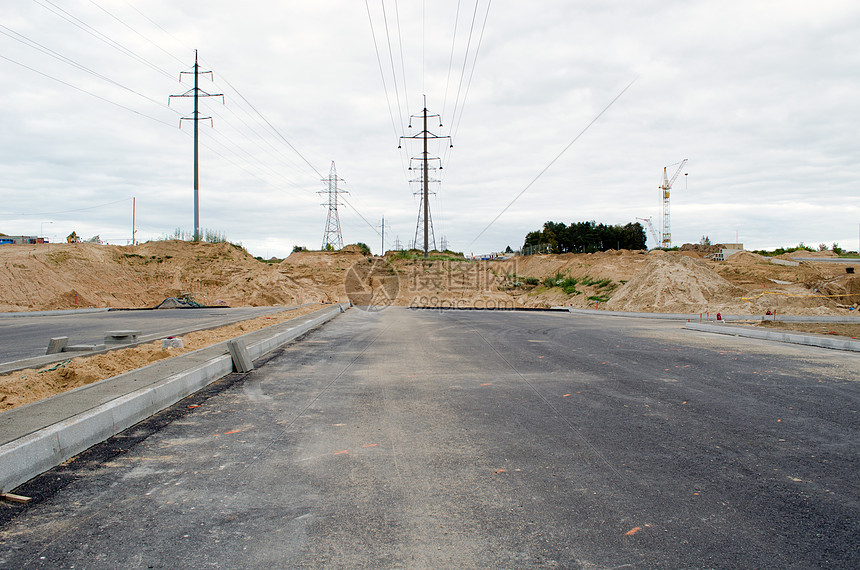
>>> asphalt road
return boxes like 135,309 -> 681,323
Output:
0,307 -> 289,364
1,308 -> 858,568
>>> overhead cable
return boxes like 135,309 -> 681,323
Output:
32,0 -> 175,81
0,54 -> 175,128
469,78 -> 638,246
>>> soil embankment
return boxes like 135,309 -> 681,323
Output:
1,242 -> 856,314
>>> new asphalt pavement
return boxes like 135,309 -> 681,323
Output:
1,308 -> 857,568
0,306 -> 291,364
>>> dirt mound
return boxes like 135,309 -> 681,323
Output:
679,243 -> 721,254
818,275 -> 860,306
283,247 -> 366,269
791,250 -> 838,258
606,254 -> 744,313
726,251 -> 767,266
0,241 -> 348,312
0,242 -> 854,315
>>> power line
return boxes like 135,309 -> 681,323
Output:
8,7 -> 317,200
470,78 -> 638,246
450,0 -> 492,142
87,0 -> 187,67
447,0 -> 481,140
0,54 -> 175,128
31,0 -> 176,81
380,0 -> 406,134
442,0 -> 492,175
440,0 -> 462,123
393,0 -> 411,119
124,0 -> 194,55
118,4 -> 383,236
0,24 -> 178,113
4,197 -> 133,217
364,0 -> 402,146
212,72 -> 325,179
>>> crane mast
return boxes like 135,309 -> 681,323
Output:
636,217 -> 660,248
660,158 -> 688,248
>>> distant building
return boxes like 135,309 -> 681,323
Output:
0,236 -> 46,245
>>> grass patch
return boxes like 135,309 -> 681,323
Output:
390,249 -> 466,262
542,272 -> 581,295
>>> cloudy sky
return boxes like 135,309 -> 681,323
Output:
2,0 -> 859,257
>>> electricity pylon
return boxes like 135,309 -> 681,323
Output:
319,161 -> 347,250
409,157 -> 438,253
399,98 -> 451,258
169,50 -> 224,241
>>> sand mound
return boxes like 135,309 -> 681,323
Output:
283,247 -> 366,269
0,241 -> 351,312
791,250 -> 838,258
0,241 -> 853,315
726,251 -> 767,266
818,275 -> 860,306
606,254 -> 743,313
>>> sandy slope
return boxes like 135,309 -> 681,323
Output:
1,241 -> 856,314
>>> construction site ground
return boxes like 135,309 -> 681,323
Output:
2,309 -> 857,568
0,304 -> 323,412
755,320 -> 860,339
1,240 -> 858,411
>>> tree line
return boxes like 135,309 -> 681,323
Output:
523,221 -> 647,254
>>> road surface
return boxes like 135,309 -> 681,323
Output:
0,306 -> 290,364
1,308 -> 857,568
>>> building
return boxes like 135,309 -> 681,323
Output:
0,236 -> 47,245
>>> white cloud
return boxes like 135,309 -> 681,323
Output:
1,0 -> 858,256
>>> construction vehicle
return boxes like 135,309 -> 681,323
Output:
66,231 -> 80,243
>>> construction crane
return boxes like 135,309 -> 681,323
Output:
660,158 -> 688,248
636,217 -> 660,248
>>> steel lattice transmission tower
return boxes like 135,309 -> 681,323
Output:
399,98 -> 451,258
410,157 -> 439,253
168,50 -> 224,241
319,161 -> 347,250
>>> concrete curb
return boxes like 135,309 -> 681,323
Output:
684,322 -> 860,352
0,304 -> 348,492
568,308 -> 757,321
567,307 -> 860,323
0,305 -> 315,375
0,308 -> 110,319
